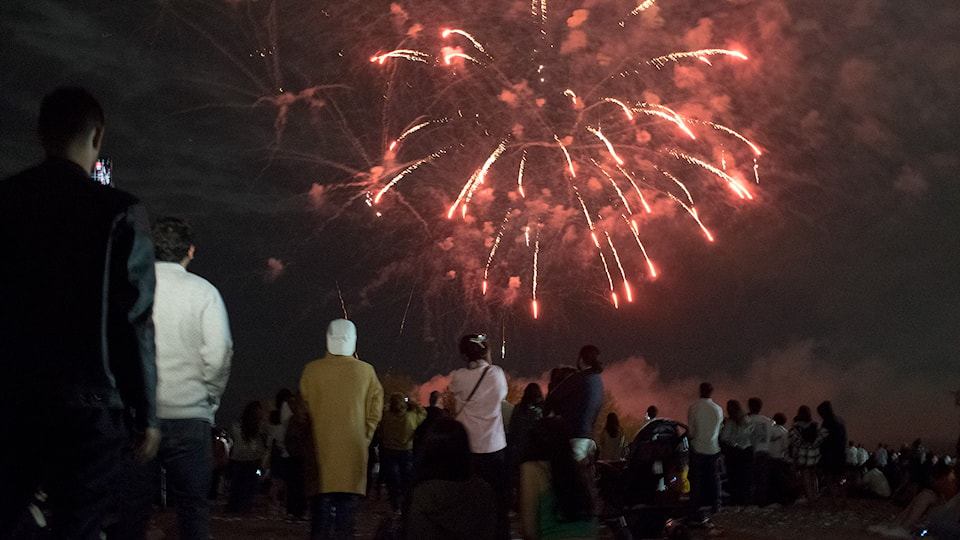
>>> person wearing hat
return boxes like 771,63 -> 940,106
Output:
448,333 -> 510,540
299,319 -> 383,539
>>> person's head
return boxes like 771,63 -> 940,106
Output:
699,382 -> 714,399
37,87 -> 105,171
413,417 -> 472,483
773,412 -> 787,426
153,217 -> 195,265
327,319 -> 357,356
459,333 -> 488,362
275,388 -> 293,411
747,397 -> 763,415
816,400 -> 836,422
646,405 -> 659,419
604,412 -> 621,437
429,390 -> 442,407
241,400 -> 263,441
932,461 -> 958,498
726,399 -> 745,422
578,345 -> 601,370
388,393 -> 407,413
520,382 -> 544,407
795,405 -> 812,423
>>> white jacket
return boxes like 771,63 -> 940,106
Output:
153,262 -> 233,422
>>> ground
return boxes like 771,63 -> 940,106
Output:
145,493 -> 900,539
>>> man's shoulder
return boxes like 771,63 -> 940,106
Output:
157,264 -> 221,294
2,161 -> 139,208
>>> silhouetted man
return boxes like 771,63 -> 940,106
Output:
0,87 -> 159,539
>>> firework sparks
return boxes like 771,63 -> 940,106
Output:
274,0 -> 768,319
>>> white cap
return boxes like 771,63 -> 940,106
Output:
326,318 -> 357,356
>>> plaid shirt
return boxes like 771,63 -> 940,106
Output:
789,422 -> 827,467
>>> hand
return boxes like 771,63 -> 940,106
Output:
133,427 -> 161,463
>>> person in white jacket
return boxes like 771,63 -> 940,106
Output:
115,217 -> 233,540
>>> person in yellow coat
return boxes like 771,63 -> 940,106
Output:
299,319 -> 384,539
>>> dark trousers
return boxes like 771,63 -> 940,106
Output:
688,450 -> 722,518
722,446 -> 753,506
227,460 -> 260,513
751,451 -> 772,506
283,456 -> 307,518
0,407 -> 126,540
310,492 -> 360,540
473,449 -> 509,540
110,418 -> 212,540
380,448 -> 413,512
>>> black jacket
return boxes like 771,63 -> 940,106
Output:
0,158 -> 157,429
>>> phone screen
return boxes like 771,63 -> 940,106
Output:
92,158 -> 112,186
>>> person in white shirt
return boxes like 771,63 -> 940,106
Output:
687,382 -> 724,522
117,217 -> 233,540
449,333 -> 509,540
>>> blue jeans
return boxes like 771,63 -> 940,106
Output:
380,449 -> 413,512
112,418 -> 212,540
310,493 -> 360,540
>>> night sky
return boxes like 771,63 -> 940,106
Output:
2,0 -> 958,450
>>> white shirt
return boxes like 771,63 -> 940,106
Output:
875,446 -> 889,468
768,424 -> 790,459
153,262 -> 233,422
747,413 -> 774,454
449,360 -> 508,454
687,398 -> 723,455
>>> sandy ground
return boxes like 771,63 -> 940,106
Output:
144,493 -> 901,539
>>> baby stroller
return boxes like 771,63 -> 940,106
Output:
598,419 -> 690,540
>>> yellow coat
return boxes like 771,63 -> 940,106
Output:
299,353 -> 384,495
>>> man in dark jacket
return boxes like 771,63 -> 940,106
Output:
0,87 -> 159,540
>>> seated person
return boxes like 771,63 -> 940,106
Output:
869,461 -> 957,538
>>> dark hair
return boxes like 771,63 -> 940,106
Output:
795,405 -> 812,423
525,417 -> 592,523
38,87 -> 104,154
241,401 -> 263,442
604,412 -> 622,438
275,388 -> 293,410
153,217 -> 194,262
520,382 -> 544,407
773,412 -> 787,425
578,345 -> 601,370
699,382 -> 713,398
726,400 -> 745,424
459,333 -> 488,361
413,417 -> 472,483
429,390 -> 442,406
646,405 -> 658,418
747,397 -> 763,414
